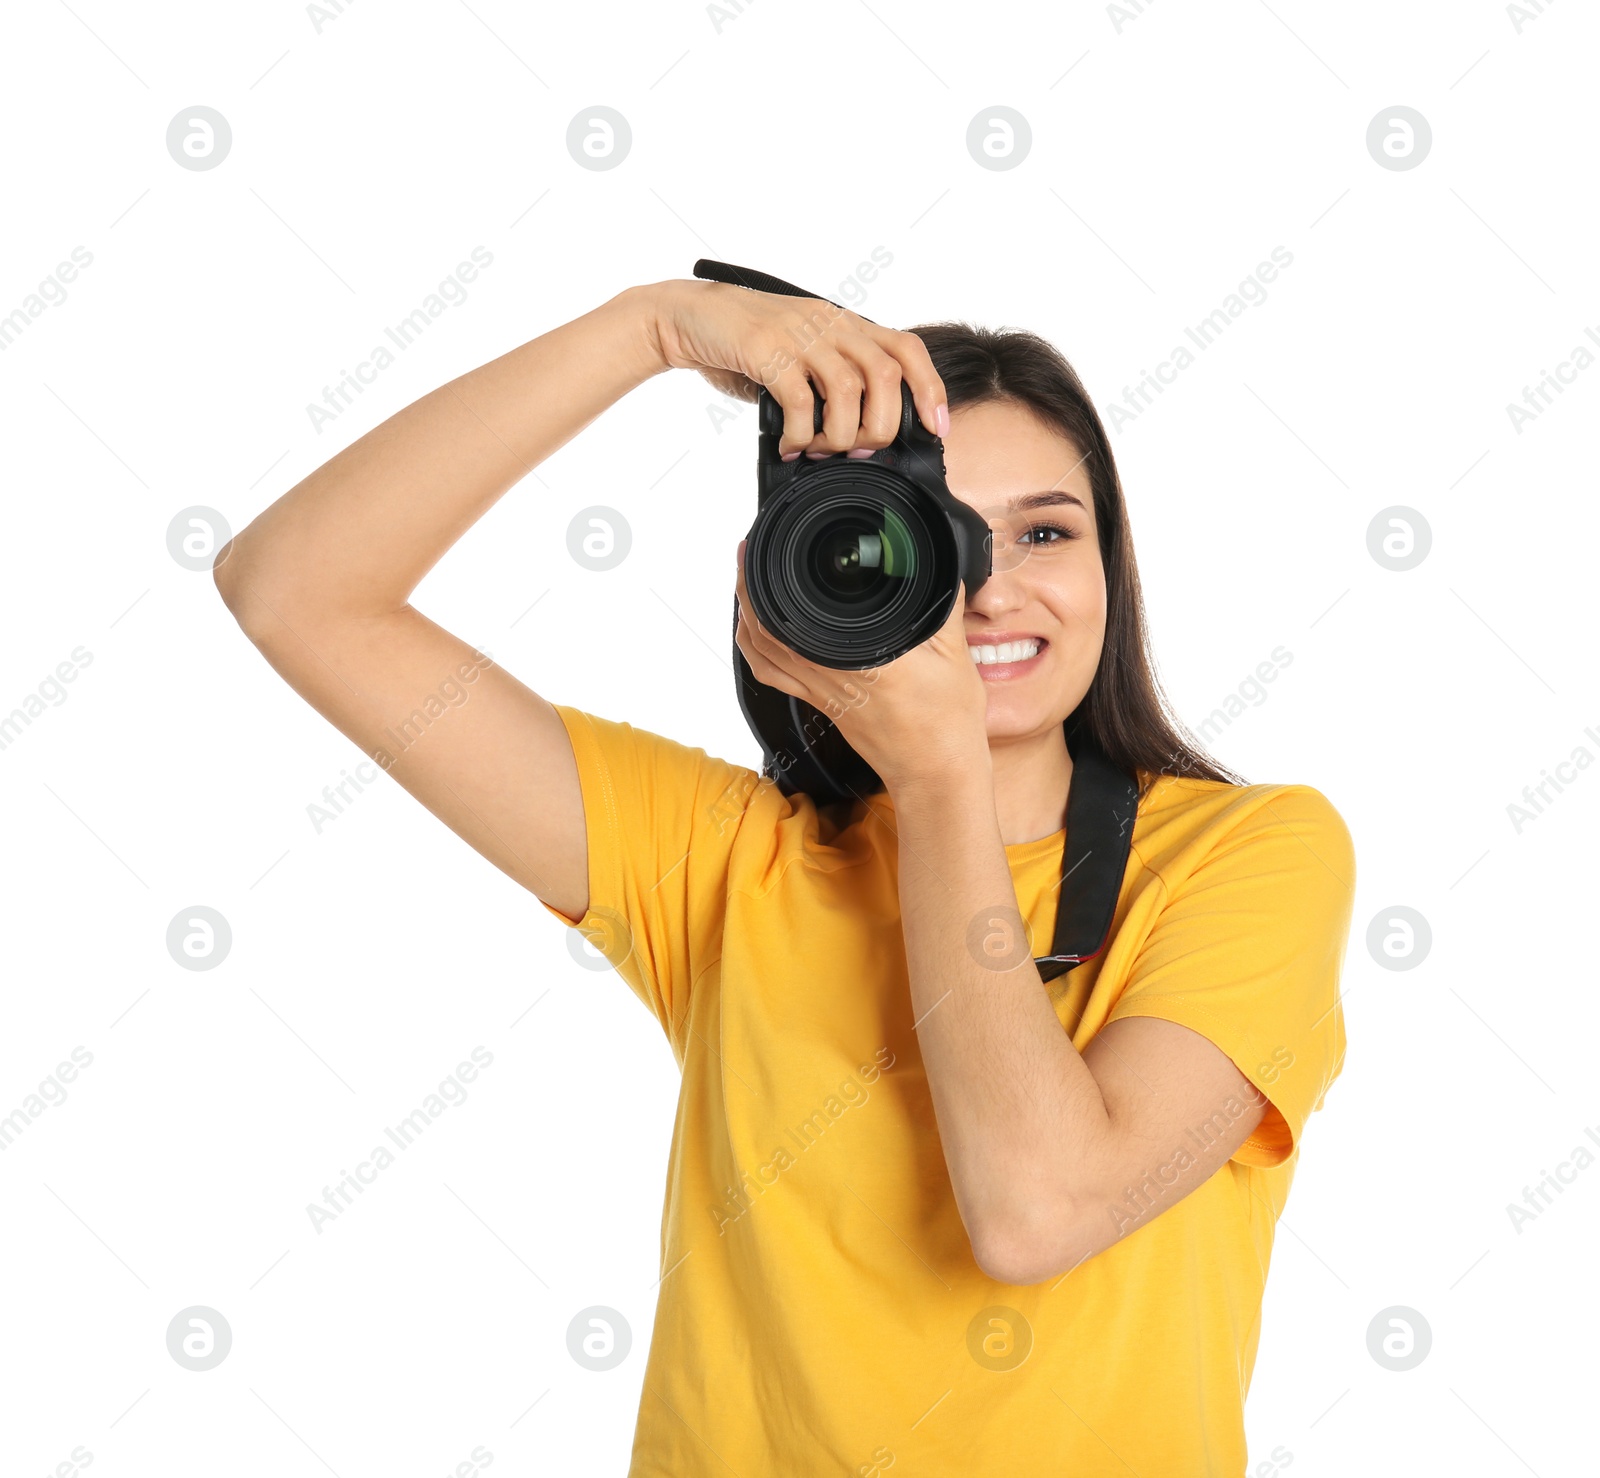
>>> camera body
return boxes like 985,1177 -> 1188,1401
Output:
734,380 -> 995,804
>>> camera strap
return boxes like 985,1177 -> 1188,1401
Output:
693,257 -> 1138,985
1034,732 -> 1140,984
693,258 -> 878,323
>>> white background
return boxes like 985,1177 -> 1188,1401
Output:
2,1 -> 1596,1474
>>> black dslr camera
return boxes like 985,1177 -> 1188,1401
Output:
692,259 -> 1140,987
693,259 -> 994,806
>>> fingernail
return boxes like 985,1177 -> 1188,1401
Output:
805,449 -> 827,459
781,451 -> 800,462
846,447 -> 875,459
934,402 -> 950,437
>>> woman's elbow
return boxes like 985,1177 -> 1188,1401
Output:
971,1203 -> 1106,1286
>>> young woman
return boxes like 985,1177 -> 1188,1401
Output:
216,275 -> 1355,1476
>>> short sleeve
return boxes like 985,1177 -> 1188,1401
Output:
539,704 -> 765,1054
1106,785 -> 1356,1170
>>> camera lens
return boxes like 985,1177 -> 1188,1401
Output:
746,465 -> 960,668
807,507 -> 916,603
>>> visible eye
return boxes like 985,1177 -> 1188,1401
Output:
1019,521 -> 1078,547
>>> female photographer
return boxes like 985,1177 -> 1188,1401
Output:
216,275 -> 1354,1476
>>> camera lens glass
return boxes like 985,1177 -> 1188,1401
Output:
807,506 -> 917,604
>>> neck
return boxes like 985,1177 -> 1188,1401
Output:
987,724 -> 1075,846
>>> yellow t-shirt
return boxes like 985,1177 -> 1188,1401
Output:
539,704 -> 1355,1478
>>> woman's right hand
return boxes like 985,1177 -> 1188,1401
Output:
643,278 -> 949,459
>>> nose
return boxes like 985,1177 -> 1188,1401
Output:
966,553 -> 1026,619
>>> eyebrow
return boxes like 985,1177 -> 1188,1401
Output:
1006,489 -> 1087,512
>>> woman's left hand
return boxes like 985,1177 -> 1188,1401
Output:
734,538 -> 991,792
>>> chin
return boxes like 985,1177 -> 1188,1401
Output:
981,700 -> 1058,742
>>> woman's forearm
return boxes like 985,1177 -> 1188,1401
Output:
891,765 -> 1114,1278
216,280 -> 673,627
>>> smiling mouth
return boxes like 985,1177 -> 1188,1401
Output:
968,637 -> 1048,672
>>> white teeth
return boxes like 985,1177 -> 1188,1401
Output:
968,639 -> 1042,666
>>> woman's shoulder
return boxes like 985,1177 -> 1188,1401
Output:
1139,767 -> 1346,816
1134,769 -> 1353,880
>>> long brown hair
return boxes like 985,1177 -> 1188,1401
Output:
906,319 -> 1246,793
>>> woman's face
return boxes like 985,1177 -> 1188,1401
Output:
943,398 -> 1108,744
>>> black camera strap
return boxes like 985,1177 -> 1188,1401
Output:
693,258 -> 879,323
1034,732 -> 1140,984
694,257 -> 1139,985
